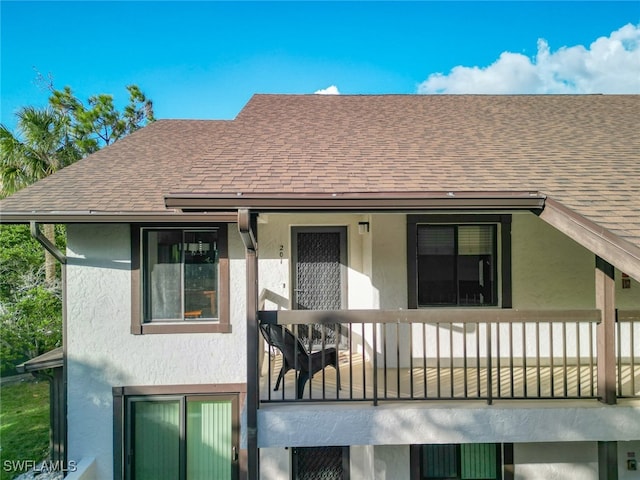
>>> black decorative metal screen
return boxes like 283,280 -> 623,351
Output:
296,232 -> 342,311
293,446 -> 348,480
294,231 -> 345,348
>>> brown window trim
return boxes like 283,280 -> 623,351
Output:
130,224 -> 231,334
113,383 -> 246,480
407,214 -> 512,309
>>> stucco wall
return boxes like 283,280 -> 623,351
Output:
259,447 -> 289,480
65,224 -> 247,479
258,401 -> 640,448
512,213 -> 595,308
512,212 -> 640,309
619,441 -> 640,480
514,442 -> 598,480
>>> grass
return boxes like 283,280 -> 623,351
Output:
0,379 -> 50,480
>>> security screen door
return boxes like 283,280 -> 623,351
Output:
292,446 -> 350,480
291,227 -> 347,346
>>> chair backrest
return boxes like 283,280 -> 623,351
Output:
259,323 -> 308,367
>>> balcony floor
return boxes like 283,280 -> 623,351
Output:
260,351 -> 640,402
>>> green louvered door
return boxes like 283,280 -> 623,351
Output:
186,397 -> 234,480
132,400 -> 181,480
460,444 -> 497,479
129,395 -> 238,480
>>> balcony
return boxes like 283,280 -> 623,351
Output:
258,309 -> 640,404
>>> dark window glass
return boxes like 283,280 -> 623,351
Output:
417,225 -> 496,307
143,229 -> 219,322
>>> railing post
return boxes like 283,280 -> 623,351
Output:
372,322 -> 378,406
486,321 -> 493,405
596,256 -> 616,405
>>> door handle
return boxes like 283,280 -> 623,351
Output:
232,446 -> 238,462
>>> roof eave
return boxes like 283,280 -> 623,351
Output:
538,197 -> 640,282
16,347 -> 63,373
0,211 -> 238,224
164,191 -> 547,212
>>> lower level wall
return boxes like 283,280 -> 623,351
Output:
620,441 -> 640,480
259,441 -> 640,480
514,442 -> 598,480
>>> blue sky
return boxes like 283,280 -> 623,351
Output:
1,1 -> 639,129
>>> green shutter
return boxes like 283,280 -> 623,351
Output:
187,399 -> 233,480
461,443 -> 497,479
133,401 -> 180,480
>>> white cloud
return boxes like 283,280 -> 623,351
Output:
314,85 -> 340,95
418,23 -> 640,94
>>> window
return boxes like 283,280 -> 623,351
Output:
417,225 -> 496,306
407,215 -> 512,309
131,225 -> 230,334
411,444 -> 513,480
113,386 -> 243,480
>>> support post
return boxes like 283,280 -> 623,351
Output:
598,441 -> 618,480
239,209 -> 259,479
596,256 -> 616,405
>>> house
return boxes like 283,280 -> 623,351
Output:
1,94 -> 639,480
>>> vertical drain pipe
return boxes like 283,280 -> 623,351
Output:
30,222 -> 67,265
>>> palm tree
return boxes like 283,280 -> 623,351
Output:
0,106 -> 80,283
0,106 -> 79,195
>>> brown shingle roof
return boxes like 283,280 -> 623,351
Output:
1,93 -> 639,258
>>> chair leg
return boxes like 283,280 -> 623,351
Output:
336,361 -> 341,390
274,366 -> 285,391
296,372 -> 310,399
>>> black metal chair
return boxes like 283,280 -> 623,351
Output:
260,323 -> 341,399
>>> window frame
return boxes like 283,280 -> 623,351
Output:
113,384 -> 245,480
131,224 -> 231,334
407,215 -> 512,309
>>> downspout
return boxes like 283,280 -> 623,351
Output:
238,210 -> 259,480
30,222 -> 67,467
31,222 -> 66,264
